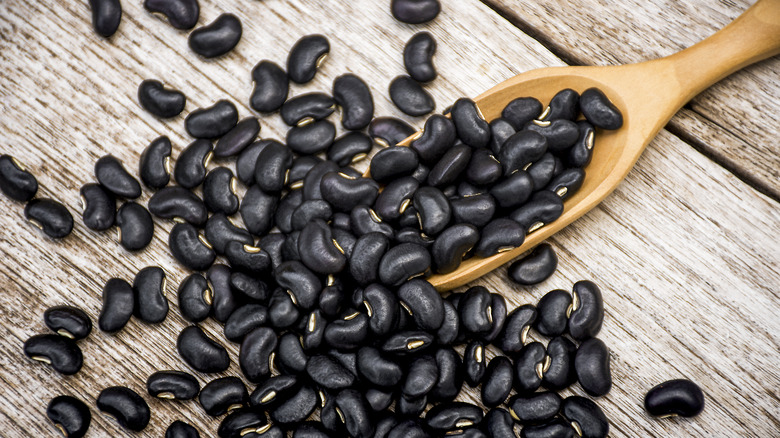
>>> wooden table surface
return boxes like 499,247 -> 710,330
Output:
1,0 -> 778,437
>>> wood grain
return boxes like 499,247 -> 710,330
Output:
483,0 -> 780,200
0,0 -> 778,437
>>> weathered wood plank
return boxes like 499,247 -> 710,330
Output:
483,0 -> 780,200
0,0 -> 778,437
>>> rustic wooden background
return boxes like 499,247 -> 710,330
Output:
0,0 -> 778,436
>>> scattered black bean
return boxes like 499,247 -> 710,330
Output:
254,140 -> 293,193
116,201 -> 154,251
370,146 -> 420,184
205,213 -> 252,255
98,278 -> 134,333
268,288 -> 301,330
199,376 -> 249,416
240,185 -> 278,236
276,332 -> 308,374
510,190 -> 564,234
508,243 -> 557,285
520,418 -> 577,438
484,408 -> 517,438
333,73 -> 374,130
138,79 -> 186,118
249,374 -> 298,407
568,280 -> 604,341
133,266 -> 168,323
567,121 -> 596,168
250,60 -> 289,113
389,75 -> 435,116
95,155 -> 141,199
185,100 -> 238,139
378,243 -> 431,286
328,132 -> 373,167
188,13 -> 242,58
427,141 -> 472,187
287,34 -> 330,84
166,420 -> 201,438
474,218 -> 525,257
526,119 -> 579,153
644,379 -> 704,418
177,273 -> 211,323
215,117 -> 260,157
489,170 -> 534,209
411,114 -> 456,165
435,301 -> 460,346
0,155 -> 37,202
426,401 -> 483,431
47,395 -> 91,438
207,264 -> 239,322
579,88 -> 623,130
269,385 -> 318,425
138,136 -> 172,189
43,305 -> 92,340
144,0 -> 199,30
451,98 -> 490,147
146,370 -> 200,400
404,31 -> 437,83
432,223 -> 479,274
429,347 -> 463,401
23,334 -> 83,375
574,338 -> 611,397
560,396 -> 609,438
514,341 -> 546,394
287,120 -> 337,155
391,0 -> 441,24
281,93 -> 335,126
369,117 -> 416,148
464,339 -> 487,387
169,222 -> 216,270
88,0 -> 122,38
508,391 -> 562,425
535,289 -> 571,337
381,330 -> 433,356
361,283 -> 398,336
96,386 -> 150,432
350,204 -> 394,238
482,356 -> 513,407
459,286 -> 492,337
450,194 -> 496,227
502,97 -> 542,130
224,304 -> 268,343
177,325 -> 230,373
397,394 -> 427,418
217,407 -> 267,438
275,260 -> 323,309
543,336 -> 577,391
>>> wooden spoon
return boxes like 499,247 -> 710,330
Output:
402,0 -> 780,291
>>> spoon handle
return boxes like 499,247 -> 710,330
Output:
661,0 -> 780,108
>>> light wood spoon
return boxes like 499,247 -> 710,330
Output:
401,0 -> 780,291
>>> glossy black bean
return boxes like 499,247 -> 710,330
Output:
205,213 -> 252,255
281,93 -> 335,126
404,32 -> 437,83
272,191 -> 302,234
301,309 -> 326,351
373,180 -> 416,225
188,13 -> 241,58
397,394 -> 427,418
199,377 -> 249,416
459,286 -> 492,337
369,146 -> 419,184
206,264 -> 237,322
0,155 -> 37,202
332,390 -> 373,438
484,293 -> 508,344
301,161 -> 337,201
575,338 -> 611,397
484,408 -> 517,438
508,243 -> 557,286
497,304 -> 536,353
254,141 -> 293,193
224,304 -> 269,343
378,243 -> 431,286
426,401 -> 483,431
132,266 -> 168,323
526,119 -> 579,153
498,130 -> 547,175
147,187 -> 204,226
290,199 -> 332,232
138,137 -> 171,190
287,34 -> 329,84
394,228 -> 433,248
270,385 -> 318,425
544,89 -> 580,121
388,419 -> 429,438
474,218 -> 524,257
299,219 -> 348,275
186,100 -> 238,139
214,117 -> 260,158
381,330 -> 433,356
489,170 -> 534,209
579,88 -> 623,130
432,224 -> 479,274
412,186 -> 451,235
47,395 -> 91,438
463,340 -> 487,387
373,414 -> 399,438
23,334 -> 82,375
349,205 -> 393,239
144,0 -> 198,29
304,355 -> 354,391
354,346 -> 402,388
240,185 -> 278,236
178,325 -> 230,373
487,118 -> 516,156
502,97 -> 543,130
325,134 -> 370,168
456,182 -> 482,198
98,278 -> 133,333
357,283 -> 395,336
525,153 -> 560,189
169,222 -> 216,271
138,79 -> 186,118
543,336 -> 577,391
508,392 -> 562,425
402,354 -> 438,399
275,332 -> 308,375
435,301 -> 460,346
178,273 -> 211,322
332,228 -> 357,258
428,142 -> 472,187
321,172 -> 379,212
287,120 -> 336,155
218,408 -> 267,438
391,0 -> 440,24
428,346 -> 462,401
250,60 -> 289,113
363,388 -> 393,413
567,121 -> 596,168
275,260 -> 322,309
174,140 -> 212,190
560,396 -> 608,438
389,75 -> 435,116
268,288 -> 301,330
166,420 -> 200,438
88,0 -> 121,37
466,149 -> 502,186
97,387 -> 150,432
116,202 -> 153,250
323,312 -> 368,350
510,191 -> 564,234
514,342 -> 546,394
644,379 -> 705,418
43,305 -> 91,340
450,194 -> 496,227
452,98 -> 490,147
260,233 -> 286,270
369,117 -> 416,148
94,155 -> 141,199
568,280 -> 604,341
234,142 -> 265,186
520,419 -> 576,438
535,289 -> 571,337
411,114 -> 456,165
481,356 -> 513,407
397,279 -> 444,330
250,374 -> 299,406
147,371 -> 200,400
235,326 -> 276,382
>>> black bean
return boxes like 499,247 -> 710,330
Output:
498,130 -> 547,176
291,199 -> 333,231
381,330 -> 433,356
88,0 -> 121,37
47,395 -> 91,438
94,155 -> 141,199
490,170 -> 534,209
502,97 -> 542,130
427,141 -> 472,187
132,266 -> 168,323
644,379 -> 705,418
411,114 -> 456,165
185,100 -> 238,139
178,273 -> 211,323
328,132 -> 373,167
166,420 -> 200,438
287,34 -> 329,84
138,137 -> 172,190
378,243 -> 431,286
429,346 -> 463,401
482,356 -> 513,407
169,222 -> 216,271
333,73 -> 374,130
535,289 -> 571,337
274,191 -> 303,235
324,312 -> 369,350
207,264 -> 239,322
23,334 -> 82,375
474,218 -> 525,257
402,354 -> 439,399
373,178 -> 418,223
404,31 -> 437,83
459,286 -> 492,337
234,141 -> 266,185
391,0 -> 440,24
568,280 -> 604,341
275,260 -> 323,309
510,191 -> 564,234
215,117 -> 260,158
317,392 -> 346,434
484,293 -> 508,344
276,332 -> 308,375
369,117 -> 416,148
508,243 -> 557,286
178,325 -> 230,373
175,140 -> 213,189
526,119 -> 579,153
270,385 -> 318,425
356,346 -> 403,387
488,118 -> 516,156
350,205 -> 394,239
370,146 -> 419,184
138,79 -> 186,118
514,342 -> 546,394
574,338 -> 611,397
287,120 -> 336,155
218,408 -> 267,438
301,161 -> 337,201
432,224 -> 479,274
199,376 -> 248,416
373,414 -> 399,438
297,220 -> 346,275
457,182 -> 483,198
0,155 -> 37,202
435,301 -> 460,346
508,392 -> 562,425
466,148 -> 503,186
389,75 -> 435,116
143,0 -> 199,29
116,202 -> 153,250
304,355 -> 354,391
398,279 -> 444,330
567,121 -> 596,168
520,419 -> 577,438
268,288 -> 301,330
202,168 -> 239,215
282,231 -> 302,262
43,305 -> 92,340
148,187 -> 206,226
260,233 -> 286,270
281,92 -> 335,126
397,395 -> 427,418
330,347 -> 359,377
360,283 -> 398,335
98,278 -> 133,333
450,194 -> 496,227
321,172 -> 380,212
365,388 -> 394,413
395,227 -> 434,248
254,141 -> 293,193
526,153 -> 561,189
544,89 -> 580,121
240,185 -> 278,236
560,396 -> 609,438
484,408 -> 517,438
388,419 -> 428,438
302,309 -> 327,351
464,340 -> 487,387
451,98 -> 490,147
250,60 -> 289,113
205,214 -> 252,255
579,88 -> 623,130
188,13 -> 241,58
543,336 -> 577,391
97,387 -> 150,432
426,401 -> 483,431
290,156 -> 324,188
224,304 -> 269,343
294,422 -> 332,438
413,186 -> 451,235
146,371 -> 200,400
250,374 -> 299,407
